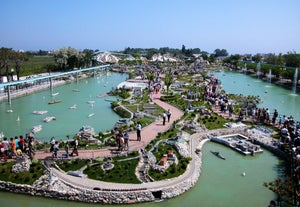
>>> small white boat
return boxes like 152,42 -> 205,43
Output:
51,92 -> 59,97
87,100 -> 95,104
72,89 -> 80,92
16,116 -> 20,122
97,93 -> 108,98
32,125 -> 42,134
7,109 -> 13,113
88,113 -> 95,118
69,104 -> 77,109
43,116 -> 56,123
0,132 -> 4,139
33,110 -> 48,115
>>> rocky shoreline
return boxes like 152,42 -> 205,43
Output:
0,138 -> 207,204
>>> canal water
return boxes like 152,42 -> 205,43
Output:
0,71 -> 127,142
213,71 -> 300,121
0,70 -> 284,206
0,142 -> 282,207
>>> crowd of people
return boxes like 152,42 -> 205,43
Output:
204,75 -> 300,205
0,134 -> 35,161
114,129 -> 130,152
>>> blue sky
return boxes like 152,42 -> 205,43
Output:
0,0 -> 299,54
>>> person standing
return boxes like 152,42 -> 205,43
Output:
167,109 -> 171,122
53,141 -> 59,158
123,131 -> 129,150
19,136 -> 25,152
65,141 -> 69,158
162,112 -> 167,125
70,138 -> 78,156
136,122 -> 142,141
10,138 -> 16,158
50,137 -> 55,152
2,137 -> 9,160
14,136 -> 19,150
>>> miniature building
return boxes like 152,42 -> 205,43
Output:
159,154 -> 168,166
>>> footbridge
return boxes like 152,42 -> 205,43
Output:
0,64 -> 110,104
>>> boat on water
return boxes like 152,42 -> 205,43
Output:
72,89 -> 80,92
104,98 -> 115,102
69,104 -> 77,109
7,109 -> 13,113
32,125 -> 42,134
51,92 -> 59,97
33,110 -> 48,115
87,100 -> 95,104
16,116 -> 20,122
48,100 -> 62,104
88,113 -> 95,118
210,151 -> 226,160
97,93 -> 108,98
0,132 -> 4,139
43,116 -> 56,123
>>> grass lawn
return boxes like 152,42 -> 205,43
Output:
56,158 -> 88,172
0,161 -> 45,185
84,153 -> 141,184
198,113 -> 229,130
22,55 -> 55,76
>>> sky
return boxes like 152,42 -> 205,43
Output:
0,0 -> 299,55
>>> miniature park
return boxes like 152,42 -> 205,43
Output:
0,47 -> 300,206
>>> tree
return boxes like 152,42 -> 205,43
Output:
164,68 -> 173,94
263,177 -> 295,207
252,53 -> 262,63
82,49 -> 97,67
264,53 -> 277,65
0,47 -> 14,83
54,47 -> 84,70
13,51 -> 28,81
214,49 -> 228,57
284,52 -> 300,68
181,45 -> 186,54
277,53 -> 286,69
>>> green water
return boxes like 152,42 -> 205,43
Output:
0,70 -> 284,206
0,71 -> 127,142
0,142 -> 281,207
214,71 -> 300,121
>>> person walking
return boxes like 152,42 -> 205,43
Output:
52,141 -> 59,158
167,109 -> 171,122
136,122 -> 142,141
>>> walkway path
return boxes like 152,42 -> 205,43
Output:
33,92 -> 184,160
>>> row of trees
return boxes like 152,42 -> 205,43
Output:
0,47 -> 101,83
223,52 -> 300,82
0,47 -> 28,83
123,46 -> 229,64
53,47 -> 99,71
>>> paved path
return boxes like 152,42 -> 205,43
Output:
34,92 -> 259,192
34,92 -> 184,160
